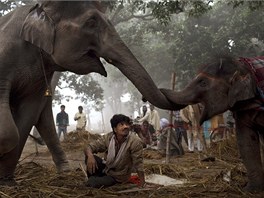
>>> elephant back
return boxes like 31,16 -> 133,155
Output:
239,56 -> 264,104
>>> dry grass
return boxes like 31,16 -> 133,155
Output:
1,133 -> 264,197
61,131 -> 101,152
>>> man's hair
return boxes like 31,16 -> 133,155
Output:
60,105 -> 65,108
78,106 -> 83,109
110,114 -> 131,131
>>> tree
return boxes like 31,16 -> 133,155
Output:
103,0 -> 264,117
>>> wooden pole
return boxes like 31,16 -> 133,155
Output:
165,72 -> 176,164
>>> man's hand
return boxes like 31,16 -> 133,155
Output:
84,147 -> 98,174
87,155 -> 98,174
74,116 -> 80,121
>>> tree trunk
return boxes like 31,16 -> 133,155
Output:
51,72 -> 61,94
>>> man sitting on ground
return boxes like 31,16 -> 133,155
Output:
84,114 -> 146,188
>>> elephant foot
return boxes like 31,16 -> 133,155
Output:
243,182 -> 264,193
0,176 -> 17,186
56,162 -> 70,173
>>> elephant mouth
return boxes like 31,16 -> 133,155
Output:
83,50 -> 107,77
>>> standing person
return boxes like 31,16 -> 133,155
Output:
180,104 -> 205,152
157,118 -> 184,156
174,110 -> 188,147
141,105 -> 148,118
56,105 -> 69,140
225,110 -> 235,136
137,104 -> 160,144
210,113 -> 225,139
74,106 -> 87,132
211,114 -> 225,130
136,105 -> 148,120
84,114 -> 146,188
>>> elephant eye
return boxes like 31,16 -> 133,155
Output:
199,79 -> 207,87
85,18 -> 97,28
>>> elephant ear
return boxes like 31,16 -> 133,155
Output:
228,72 -> 256,107
20,4 -> 55,54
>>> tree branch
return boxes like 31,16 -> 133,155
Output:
114,13 -> 154,25
110,0 -> 124,23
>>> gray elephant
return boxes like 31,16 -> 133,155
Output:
161,56 -> 264,192
0,1 -> 180,185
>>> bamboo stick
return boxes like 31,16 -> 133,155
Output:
166,72 -> 176,164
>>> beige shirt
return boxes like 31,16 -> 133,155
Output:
180,104 -> 201,128
138,110 -> 160,130
87,132 -> 144,183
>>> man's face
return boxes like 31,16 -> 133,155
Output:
143,123 -> 148,129
114,122 -> 130,137
61,107 -> 65,111
78,107 -> 83,113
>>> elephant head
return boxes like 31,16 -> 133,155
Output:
20,1 -> 180,110
161,56 -> 257,124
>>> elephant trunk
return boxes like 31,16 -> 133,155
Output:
105,41 -> 185,110
160,88 -> 199,106
160,88 -> 217,124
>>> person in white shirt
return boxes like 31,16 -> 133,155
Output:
180,104 -> 203,152
74,106 -> 87,132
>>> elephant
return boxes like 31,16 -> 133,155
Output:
0,1 -> 181,185
160,55 -> 264,192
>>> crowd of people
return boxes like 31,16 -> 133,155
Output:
54,103 -> 235,189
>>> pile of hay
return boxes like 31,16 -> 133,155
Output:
208,136 -> 240,163
0,157 -> 257,197
143,149 -> 163,160
61,131 -> 101,151
2,135 -> 264,197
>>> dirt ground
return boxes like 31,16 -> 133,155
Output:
1,132 -> 264,198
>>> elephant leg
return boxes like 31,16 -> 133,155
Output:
0,105 -> 35,185
255,111 -> 264,169
0,147 -> 19,186
0,87 -> 20,185
235,111 -> 264,192
259,132 -> 264,169
0,81 -> 19,155
35,102 -> 69,173
0,103 -> 19,156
